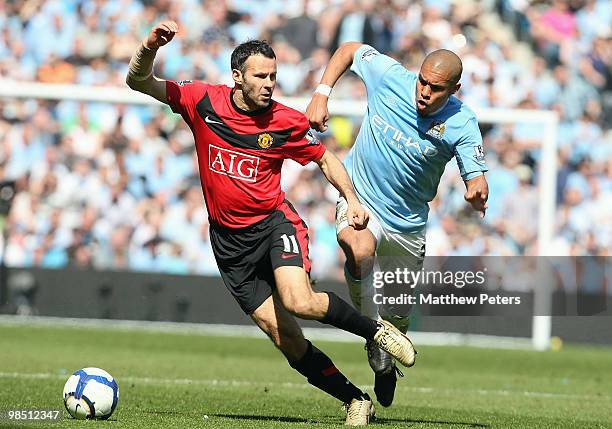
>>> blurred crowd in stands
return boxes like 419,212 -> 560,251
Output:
0,0 -> 610,285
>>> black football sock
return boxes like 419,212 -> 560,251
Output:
320,292 -> 379,340
289,340 -> 365,403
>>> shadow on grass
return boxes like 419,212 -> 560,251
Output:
210,413 -> 489,427
210,413 -> 309,423
376,417 -> 489,427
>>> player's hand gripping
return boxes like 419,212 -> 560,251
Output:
346,197 -> 369,230
145,21 -> 179,50
306,94 -> 330,132
464,174 -> 489,218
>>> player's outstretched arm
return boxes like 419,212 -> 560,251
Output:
126,21 -> 179,104
315,150 -> 369,230
306,42 -> 363,132
464,174 -> 489,218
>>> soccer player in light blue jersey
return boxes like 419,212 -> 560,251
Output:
306,43 -> 489,408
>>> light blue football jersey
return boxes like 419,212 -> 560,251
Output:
344,45 -> 487,233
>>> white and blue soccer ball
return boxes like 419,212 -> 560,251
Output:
63,367 -> 119,420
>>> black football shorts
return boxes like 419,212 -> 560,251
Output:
209,200 -> 311,314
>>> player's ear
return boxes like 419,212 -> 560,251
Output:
451,83 -> 461,95
232,68 -> 243,86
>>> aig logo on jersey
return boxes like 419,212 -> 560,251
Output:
257,133 -> 273,149
209,144 -> 260,182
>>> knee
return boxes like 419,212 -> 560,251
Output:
282,289 -> 326,319
284,298 -> 317,319
353,246 -> 375,269
339,235 -> 375,273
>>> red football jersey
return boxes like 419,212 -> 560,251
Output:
166,80 -> 326,229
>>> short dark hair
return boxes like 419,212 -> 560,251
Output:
231,40 -> 276,73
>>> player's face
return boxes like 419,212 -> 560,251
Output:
415,63 -> 460,116
235,54 -> 277,109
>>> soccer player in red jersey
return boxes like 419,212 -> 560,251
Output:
127,21 -> 416,425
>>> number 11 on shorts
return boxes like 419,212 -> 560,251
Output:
281,234 -> 299,254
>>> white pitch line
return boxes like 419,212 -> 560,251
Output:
0,372 -> 609,402
0,315 -> 534,350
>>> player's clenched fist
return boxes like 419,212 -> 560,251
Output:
145,21 -> 179,50
306,95 -> 330,133
346,198 -> 369,230
464,174 -> 489,218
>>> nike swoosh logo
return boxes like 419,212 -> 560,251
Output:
281,253 -> 298,259
205,116 -> 224,125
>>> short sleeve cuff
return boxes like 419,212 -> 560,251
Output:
462,171 -> 486,181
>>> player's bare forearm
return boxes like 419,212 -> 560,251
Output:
126,68 -> 167,104
126,42 -> 166,102
319,42 -> 363,88
307,42 -> 362,132
464,174 -> 489,218
126,21 -> 178,104
315,150 -> 368,229
315,151 -> 355,200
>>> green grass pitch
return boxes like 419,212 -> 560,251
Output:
0,323 -> 610,428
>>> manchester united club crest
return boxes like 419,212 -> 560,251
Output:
426,120 -> 446,139
257,133 -> 273,149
